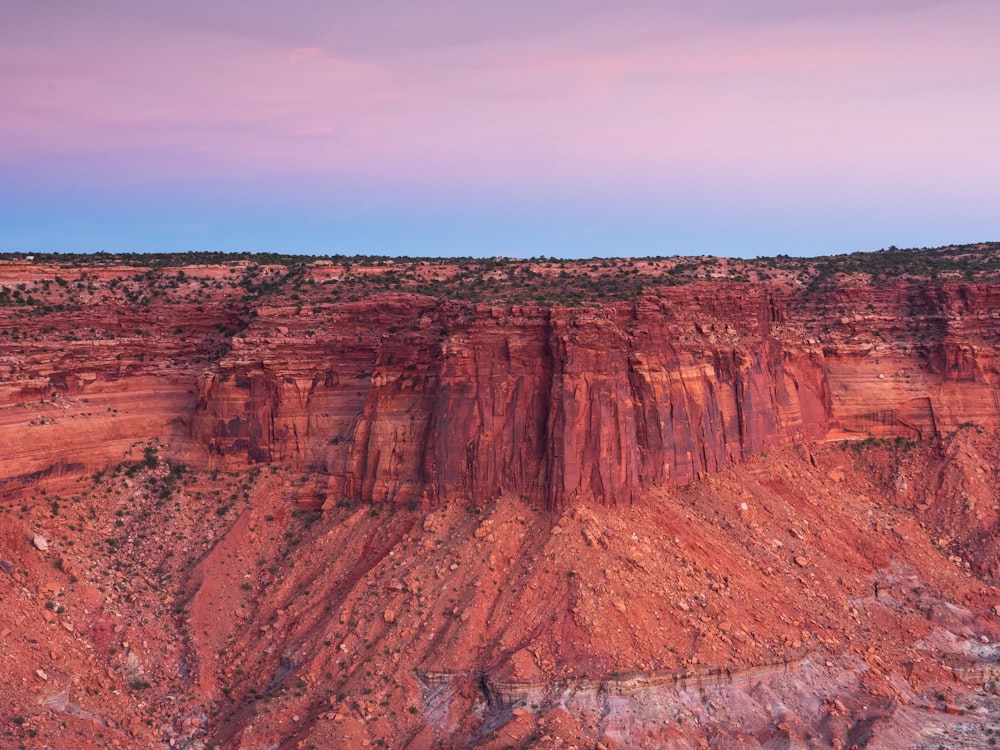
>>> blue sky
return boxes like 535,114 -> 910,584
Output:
2,0 -> 998,258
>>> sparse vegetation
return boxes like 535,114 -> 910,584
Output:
3,242 -> 996,309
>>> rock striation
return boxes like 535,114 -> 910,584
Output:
194,282 -> 1000,509
192,289 -> 823,508
3,249 -> 1000,749
1,257 -> 999,508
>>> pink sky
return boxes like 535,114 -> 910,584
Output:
2,1 -> 998,256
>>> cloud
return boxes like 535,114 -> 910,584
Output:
1,0 -> 998,209
287,47 -> 326,65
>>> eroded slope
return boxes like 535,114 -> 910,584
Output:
1,248 -> 1000,748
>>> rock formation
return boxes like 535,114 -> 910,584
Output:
2,247 -> 1000,748
2,255 -> 998,510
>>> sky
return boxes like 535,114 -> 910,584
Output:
1,0 -> 999,258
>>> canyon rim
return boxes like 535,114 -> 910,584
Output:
2,245 -> 1000,748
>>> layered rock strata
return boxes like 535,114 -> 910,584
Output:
1,259 -> 999,508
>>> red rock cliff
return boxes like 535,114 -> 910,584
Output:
193,287 -> 834,508
3,259 -> 1000,509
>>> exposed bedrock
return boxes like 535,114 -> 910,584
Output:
1,260 -> 998,507
191,283 -> 1000,508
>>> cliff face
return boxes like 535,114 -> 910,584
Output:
190,281 -> 1000,509
2,258 -> 999,508
5,253 -> 1000,750
795,283 -> 1000,441
190,288 -> 835,508
0,262 -> 249,496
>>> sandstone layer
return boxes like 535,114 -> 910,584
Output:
5,256 -> 997,508
1,247 -> 999,748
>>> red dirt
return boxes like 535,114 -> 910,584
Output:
1,251 -> 999,748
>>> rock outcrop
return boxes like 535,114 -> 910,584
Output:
193,283 -> 1000,509
3,250 -> 1000,750
2,258 -> 1000,508
192,290 -> 829,507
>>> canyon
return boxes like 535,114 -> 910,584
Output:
1,245 -> 1000,748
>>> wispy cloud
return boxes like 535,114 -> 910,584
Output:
1,0 -> 998,255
